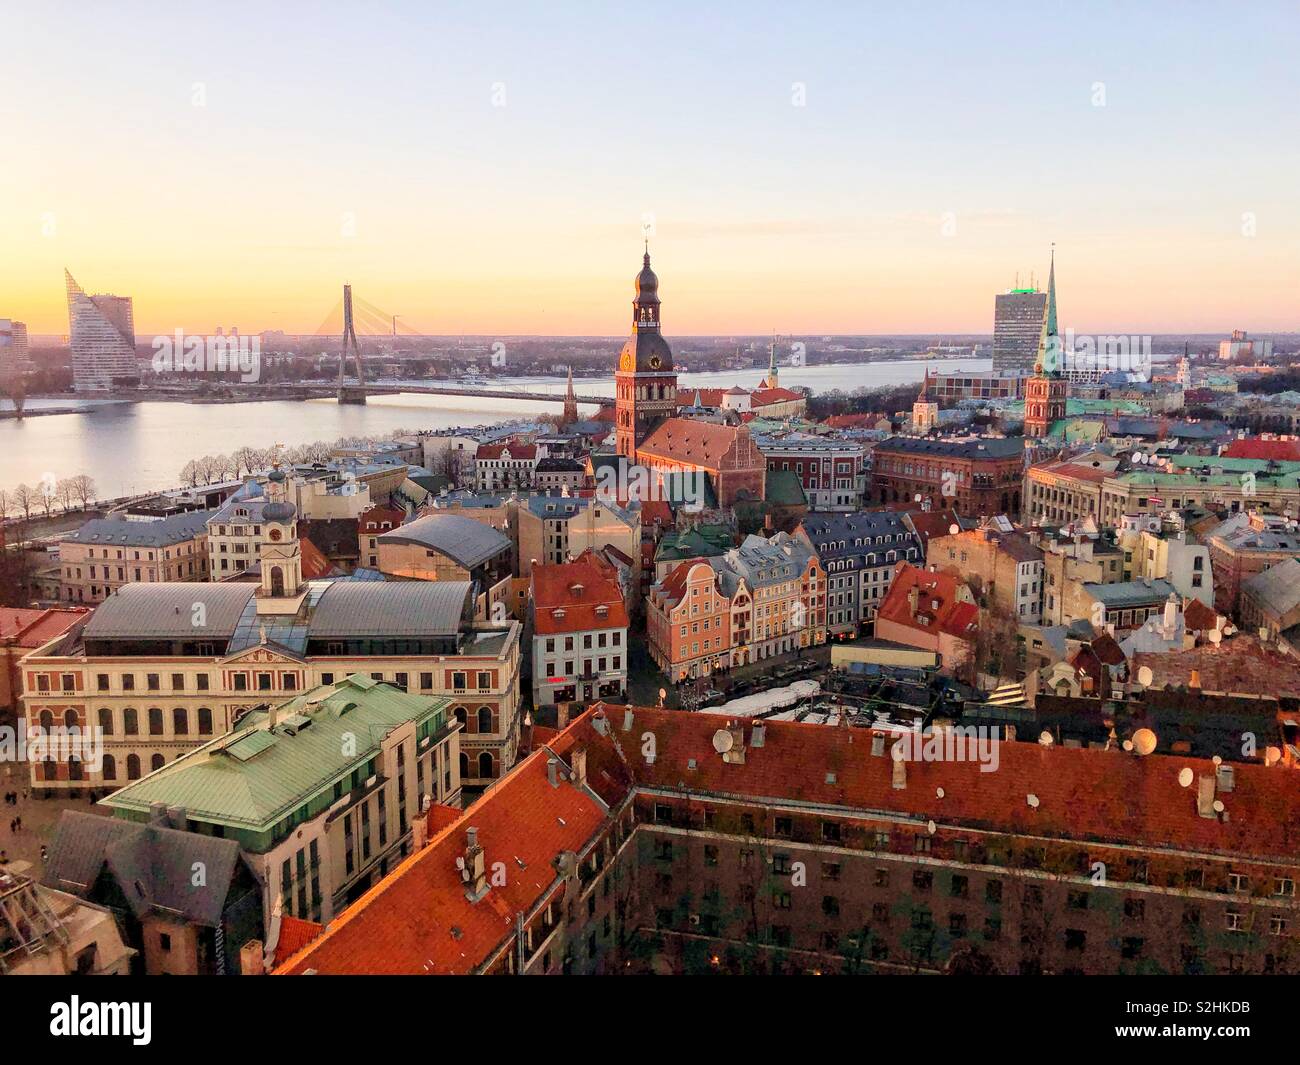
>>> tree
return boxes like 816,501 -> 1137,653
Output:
55,478 -> 76,514
68,474 -> 96,510
180,460 -> 199,487
12,483 -> 35,527
231,447 -> 258,476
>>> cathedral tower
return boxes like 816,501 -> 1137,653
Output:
1023,249 -> 1068,439
614,248 -> 678,458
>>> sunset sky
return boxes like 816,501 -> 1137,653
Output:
4,1 -> 1299,337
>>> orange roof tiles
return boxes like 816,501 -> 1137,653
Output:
876,562 -> 978,640
276,748 -> 617,975
637,418 -> 746,469
275,915 -> 324,959
1223,438 -> 1300,462
0,607 -> 90,648
476,442 -> 537,460
277,702 -> 1300,975
531,555 -> 629,636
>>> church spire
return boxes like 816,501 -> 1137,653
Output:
563,364 -> 578,424
765,333 -> 779,389
1033,245 -> 1060,377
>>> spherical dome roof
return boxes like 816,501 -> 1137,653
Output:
268,469 -> 287,483
263,501 -> 296,523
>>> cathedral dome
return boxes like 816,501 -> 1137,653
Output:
618,331 -> 674,374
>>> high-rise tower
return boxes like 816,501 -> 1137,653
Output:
1023,249 -> 1068,439
66,270 -> 139,393
614,248 -> 677,458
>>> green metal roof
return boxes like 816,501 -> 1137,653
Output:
102,675 -> 450,832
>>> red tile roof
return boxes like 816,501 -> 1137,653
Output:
277,703 -> 1300,974
1182,597 -> 1220,633
359,504 -> 405,534
1133,635 -> 1300,697
476,442 -> 537,460
1047,462 -> 1112,484
298,537 -> 337,580
276,748 -> 617,975
1223,438 -> 1300,462
0,607 -> 91,648
876,563 -> 979,640
750,387 -> 804,406
531,554 -> 629,635
275,915 -> 324,959
637,418 -> 747,469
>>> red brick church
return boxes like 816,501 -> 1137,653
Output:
613,250 -> 765,507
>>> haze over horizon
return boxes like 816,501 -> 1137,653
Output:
5,1 -> 1298,337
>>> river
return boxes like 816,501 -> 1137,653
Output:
0,359 -> 988,499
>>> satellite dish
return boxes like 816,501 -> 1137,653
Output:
711,729 -> 734,754
1026,793 -> 1040,809
936,787 -> 945,799
1137,665 -> 1153,687
926,820 -> 937,835
658,688 -> 667,700
1265,746 -> 1283,766
948,524 -> 959,536
1038,730 -> 1054,747
1212,754 -> 1222,766
1121,739 -> 1134,752
1132,728 -> 1158,756
1212,799 -> 1225,813
914,493 -> 922,502
1208,629 -> 1222,645
1178,767 -> 1194,788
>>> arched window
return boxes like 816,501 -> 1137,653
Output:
453,706 -> 467,730
150,753 -> 165,772
123,707 -> 138,735
127,754 -> 141,780
69,756 -> 83,781
270,566 -> 285,597
172,707 -> 188,735
197,707 -> 213,735
459,752 -> 469,780
101,754 -> 117,781
98,707 -> 113,735
478,751 -> 495,780
477,706 -> 493,734
39,709 -> 53,731
64,708 -> 79,729
148,707 -> 163,735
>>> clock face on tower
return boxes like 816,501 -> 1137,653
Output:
649,356 -> 661,369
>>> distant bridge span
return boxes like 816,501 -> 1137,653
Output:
226,381 -> 609,405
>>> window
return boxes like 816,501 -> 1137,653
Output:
950,875 -> 968,899
148,707 -> 164,735
822,861 -> 841,881
198,707 -> 213,735
172,708 -> 188,735
912,870 -> 932,891
774,816 -> 793,838
97,707 -> 113,735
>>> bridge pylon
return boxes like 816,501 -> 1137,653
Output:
336,284 -> 366,404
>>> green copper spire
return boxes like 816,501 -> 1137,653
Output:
1033,245 -> 1061,377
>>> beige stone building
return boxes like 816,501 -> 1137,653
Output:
58,510 -> 211,604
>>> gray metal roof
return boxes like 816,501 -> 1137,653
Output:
308,580 -> 471,637
44,810 -> 242,927
875,436 -> 1025,460
376,513 -> 509,569
84,584 -> 256,640
64,509 -> 217,547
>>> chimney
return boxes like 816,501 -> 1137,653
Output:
547,758 -> 560,788
557,702 -> 570,729
622,708 -> 634,732
1163,594 -> 1178,638
1196,775 -> 1217,819
751,723 -> 766,748
871,734 -> 885,757
167,805 -> 187,831
1189,669 -> 1201,690
571,747 -> 587,787
148,801 -> 168,826
892,750 -> 907,790
463,826 -> 488,901
907,585 -> 919,616
722,723 -> 746,765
